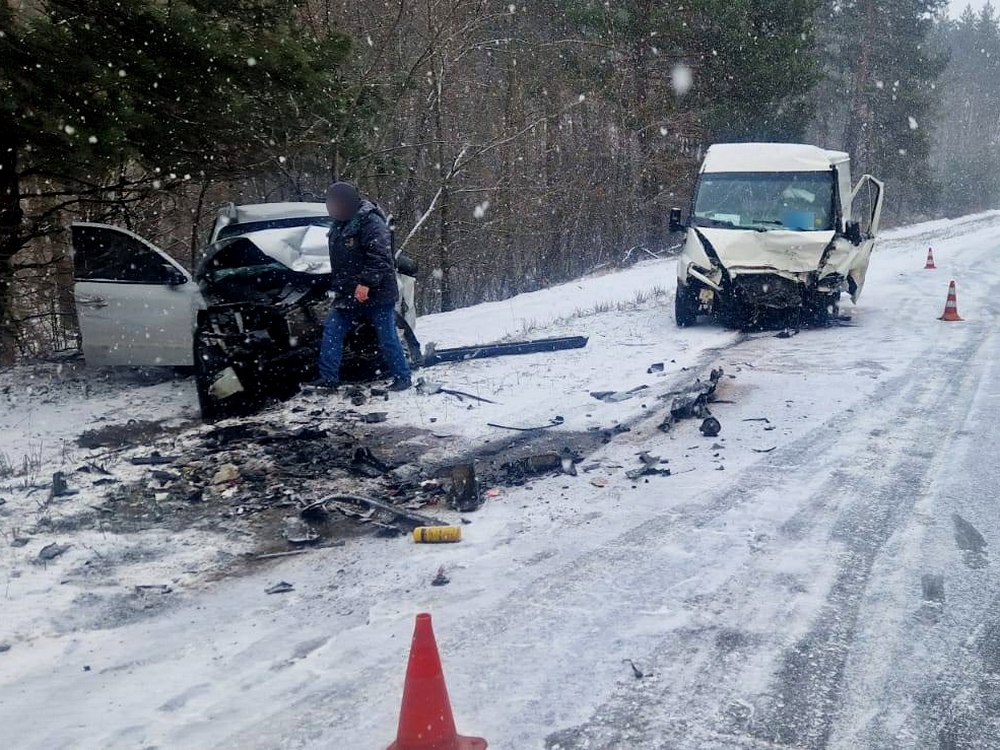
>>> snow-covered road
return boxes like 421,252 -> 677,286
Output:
3,211 -> 1000,749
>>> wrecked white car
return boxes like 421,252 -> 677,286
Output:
71,202 -> 420,419
670,143 -> 884,328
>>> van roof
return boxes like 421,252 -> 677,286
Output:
701,143 -> 850,174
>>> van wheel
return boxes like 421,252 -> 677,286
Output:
675,287 -> 699,327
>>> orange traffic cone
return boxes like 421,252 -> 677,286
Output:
939,280 -> 963,322
924,247 -> 937,269
388,613 -> 488,750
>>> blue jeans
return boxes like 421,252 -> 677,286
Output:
318,303 -> 411,384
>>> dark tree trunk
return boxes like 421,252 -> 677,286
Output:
843,0 -> 877,176
0,140 -> 23,364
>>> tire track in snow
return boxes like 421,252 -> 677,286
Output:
538,318 -> 997,748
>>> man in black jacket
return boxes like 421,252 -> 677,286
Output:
310,182 -> 412,391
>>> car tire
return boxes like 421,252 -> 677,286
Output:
194,333 -> 223,422
193,328 -> 256,422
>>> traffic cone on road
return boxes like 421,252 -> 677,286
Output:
388,613 -> 488,750
924,247 -> 937,269
939,280 -> 964,322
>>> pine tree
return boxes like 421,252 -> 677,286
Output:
817,0 -> 947,216
932,5 -> 1000,214
0,0 -> 357,360
557,0 -> 822,245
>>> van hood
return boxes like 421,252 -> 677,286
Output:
696,227 -> 836,276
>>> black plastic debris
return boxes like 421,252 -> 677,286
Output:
700,417 -> 722,437
624,658 -> 646,679
351,447 -> 391,478
659,367 -> 725,432
265,581 -> 295,595
449,464 -> 483,512
431,567 -> 450,586
423,335 -> 588,366
50,472 -> 76,498
38,542 -> 70,561
130,453 -> 179,466
488,416 -> 565,432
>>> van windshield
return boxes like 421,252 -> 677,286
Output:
692,171 -> 835,232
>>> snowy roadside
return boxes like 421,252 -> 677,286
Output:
1,209 -> 1000,748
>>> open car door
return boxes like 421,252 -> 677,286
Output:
846,174 -> 885,301
71,223 -> 202,366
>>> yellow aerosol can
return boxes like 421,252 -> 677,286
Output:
412,526 -> 462,543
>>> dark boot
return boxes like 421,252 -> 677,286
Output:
389,376 -> 412,392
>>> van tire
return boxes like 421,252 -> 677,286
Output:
675,287 -> 699,327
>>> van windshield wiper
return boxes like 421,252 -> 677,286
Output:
695,217 -> 738,229
749,219 -> 784,232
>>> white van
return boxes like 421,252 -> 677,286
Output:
670,143 -> 884,327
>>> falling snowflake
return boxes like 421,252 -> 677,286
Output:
247,57 -> 257,67
63,125 -> 76,135
473,201 -> 490,219
908,116 -> 919,130
671,64 -> 694,96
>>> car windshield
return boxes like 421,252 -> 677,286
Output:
692,171 -> 835,232
216,215 -> 333,240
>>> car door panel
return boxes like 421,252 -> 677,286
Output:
71,223 -> 203,367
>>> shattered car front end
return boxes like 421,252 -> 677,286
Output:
193,226 -> 419,420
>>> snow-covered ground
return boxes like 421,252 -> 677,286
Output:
3,210 -> 1000,748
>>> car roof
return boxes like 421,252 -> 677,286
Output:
226,202 -> 328,224
701,143 -> 850,174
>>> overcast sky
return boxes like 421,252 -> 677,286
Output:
950,0 -> 991,16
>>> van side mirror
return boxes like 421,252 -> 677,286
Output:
668,207 -> 685,234
844,220 -> 863,245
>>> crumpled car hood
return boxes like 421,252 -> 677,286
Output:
202,225 -> 332,276
698,227 -> 836,275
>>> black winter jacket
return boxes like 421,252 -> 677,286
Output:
327,200 -> 399,307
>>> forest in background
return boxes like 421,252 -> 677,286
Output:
2,0 -> 999,362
